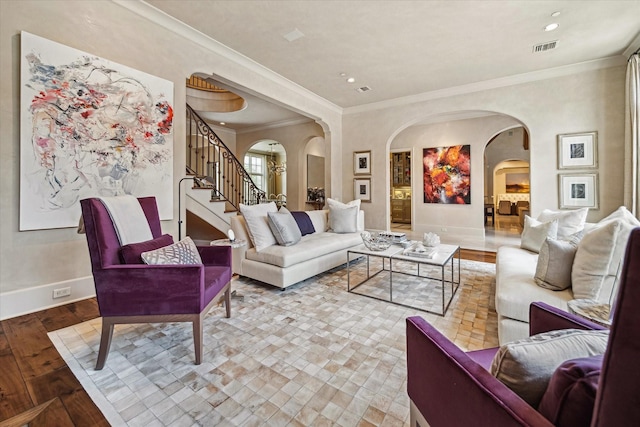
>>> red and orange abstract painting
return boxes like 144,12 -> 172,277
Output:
423,145 -> 471,204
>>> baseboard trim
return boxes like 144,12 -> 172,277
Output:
0,276 -> 96,321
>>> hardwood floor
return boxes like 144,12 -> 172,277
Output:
0,250 -> 495,426
0,298 -> 109,426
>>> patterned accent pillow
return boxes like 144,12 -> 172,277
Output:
120,234 -> 174,264
141,236 -> 203,265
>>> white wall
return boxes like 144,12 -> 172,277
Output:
0,1 -> 340,318
343,66 -> 627,236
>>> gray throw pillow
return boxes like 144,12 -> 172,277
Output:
329,205 -> 359,233
490,329 -> 609,408
534,234 -> 581,291
267,208 -> 302,246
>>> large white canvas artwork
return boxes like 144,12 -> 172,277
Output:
20,32 -> 174,230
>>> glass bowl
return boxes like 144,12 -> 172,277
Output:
361,231 -> 392,251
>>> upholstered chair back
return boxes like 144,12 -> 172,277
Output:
592,227 -> 640,426
80,196 -> 163,270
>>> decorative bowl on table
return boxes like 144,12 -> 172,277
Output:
361,231 -> 392,251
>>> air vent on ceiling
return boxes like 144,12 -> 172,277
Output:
533,40 -> 558,53
356,86 -> 372,93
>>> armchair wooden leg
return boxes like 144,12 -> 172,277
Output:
96,318 -> 115,370
193,315 -> 203,365
225,286 -> 231,318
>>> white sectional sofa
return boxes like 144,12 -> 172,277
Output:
230,207 -> 364,289
496,206 -> 639,344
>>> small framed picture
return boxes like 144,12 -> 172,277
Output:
558,131 -> 598,169
354,178 -> 371,202
559,173 -> 598,209
354,150 -> 371,175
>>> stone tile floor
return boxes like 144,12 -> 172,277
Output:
49,258 -> 497,426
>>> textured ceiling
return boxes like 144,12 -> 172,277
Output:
148,0 -> 639,109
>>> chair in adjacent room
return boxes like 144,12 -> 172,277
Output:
498,199 -> 512,215
406,227 -> 640,427
80,196 -> 232,370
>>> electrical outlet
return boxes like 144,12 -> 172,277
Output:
441,227 -> 447,232
53,287 -> 71,299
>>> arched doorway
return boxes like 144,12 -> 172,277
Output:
484,127 -> 530,236
244,140 -> 287,207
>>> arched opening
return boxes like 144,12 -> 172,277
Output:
387,110 -> 526,250
244,140 -> 287,207
484,127 -> 530,238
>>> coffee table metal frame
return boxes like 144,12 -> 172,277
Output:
347,243 -> 461,316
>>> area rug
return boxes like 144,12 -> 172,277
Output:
48,259 -> 497,427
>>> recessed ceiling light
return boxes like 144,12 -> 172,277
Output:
339,72 -> 347,77
551,11 -> 561,17
544,23 -> 559,32
283,28 -> 304,42
346,77 -> 356,83
220,122 -> 226,126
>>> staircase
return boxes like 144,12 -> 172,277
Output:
185,104 -> 265,232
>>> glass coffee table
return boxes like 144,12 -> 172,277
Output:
347,243 -> 460,316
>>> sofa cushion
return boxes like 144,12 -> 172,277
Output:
538,208 -> 589,239
120,234 -> 174,264
239,202 -> 278,251
268,207 -> 302,246
538,355 -> 602,427
496,245 -> 573,323
521,216 -> 558,253
246,231 -> 362,268
307,209 -> 329,233
535,236 -> 580,291
141,236 -> 203,265
490,329 -> 608,408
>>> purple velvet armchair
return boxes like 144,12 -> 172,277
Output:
407,228 -> 640,427
80,196 -> 232,370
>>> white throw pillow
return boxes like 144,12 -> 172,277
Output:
571,220 -> 620,300
267,207 -> 302,246
572,207 -> 639,301
534,234 -> 581,291
521,216 -> 558,253
239,202 -> 278,251
329,205 -> 359,233
327,198 -> 361,231
537,208 -> 588,239
141,236 -> 203,265
490,329 -> 609,408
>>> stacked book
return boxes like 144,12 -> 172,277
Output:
379,231 -> 407,243
402,245 -> 437,259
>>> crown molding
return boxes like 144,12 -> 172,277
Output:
111,0 -> 342,116
237,117 -> 314,135
344,56 -> 627,115
623,33 -> 640,58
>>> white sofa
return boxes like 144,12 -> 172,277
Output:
230,209 -> 364,289
496,206 -> 639,344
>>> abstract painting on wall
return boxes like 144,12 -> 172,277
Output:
423,145 -> 471,204
20,32 -> 174,231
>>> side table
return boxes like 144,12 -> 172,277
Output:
211,239 -> 247,301
567,299 -> 612,328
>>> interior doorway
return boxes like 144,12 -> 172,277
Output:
484,127 -> 530,237
390,150 -> 412,229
